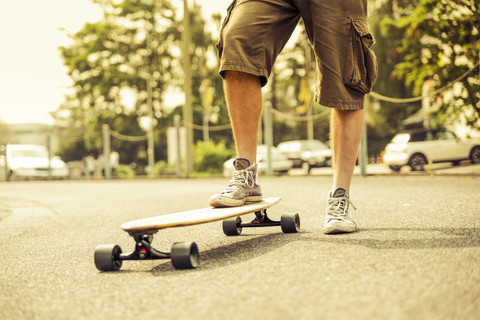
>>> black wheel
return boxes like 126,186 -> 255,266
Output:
281,213 -> 300,233
171,242 -> 199,269
408,153 -> 427,171
94,244 -> 123,271
222,216 -> 242,236
389,165 -> 402,172
470,146 -> 480,164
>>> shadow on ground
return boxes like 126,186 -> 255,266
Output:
149,232 -> 300,276
109,227 -> 479,275
302,227 -> 480,250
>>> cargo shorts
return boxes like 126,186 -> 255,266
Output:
216,0 -> 378,110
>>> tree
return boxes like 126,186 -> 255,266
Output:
57,0 -> 180,163
367,0 -> 421,136
0,119 -> 11,146
383,0 -> 480,129
55,0 -> 230,168
185,5 -> 230,146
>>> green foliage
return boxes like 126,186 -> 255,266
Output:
55,0 -> 456,168
193,140 -> 235,174
382,0 -> 480,129
153,160 -> 175,176
55,0 -> 231,164
58,140 -> 88,162
368,0 -> 421,139
56,0 -> 180,161
116,164 -> 135,178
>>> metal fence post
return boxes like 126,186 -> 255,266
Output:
264,103 -> 273,176
103,124 -> 111,179
174,115 -> 183,178
359,112 -> 368,177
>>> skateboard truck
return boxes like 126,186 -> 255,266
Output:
222,210 -> 300,236
94,233 -> 199,272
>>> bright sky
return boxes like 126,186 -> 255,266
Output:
0,0 -> 223,125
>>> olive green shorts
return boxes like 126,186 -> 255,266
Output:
216,0 -> 378,110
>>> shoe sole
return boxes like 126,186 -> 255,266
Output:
323,221 -> 356,234
209,196 -> 262,208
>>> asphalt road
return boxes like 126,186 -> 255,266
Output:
0,174 -> 479,320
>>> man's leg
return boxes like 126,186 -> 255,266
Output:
331,109 -> 364,192
211,0 -> 299,207
323,108 -> 364,234
224,71 -> 263,164
209,71 -> 263,207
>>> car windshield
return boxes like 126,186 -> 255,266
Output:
391,134 -> 410,144
11,149 -> 48,158
257,146 -> 282,156
278,142 -> 301,152
304,140 -> 329,150
279,140 -> 329,151
436,131 -> 457,140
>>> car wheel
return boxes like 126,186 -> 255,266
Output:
276,170 -> 289,176
470,146 -> 480,164
301,162 -> 310,175
408,153 -> 427,171
389,165 -> 402,172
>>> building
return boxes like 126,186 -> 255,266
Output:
5,123 -> 61,154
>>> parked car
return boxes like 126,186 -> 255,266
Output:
383,128 -> 480,172
277,139 -> 332,173
0,144 -> 69,180
223,145 -> 293,177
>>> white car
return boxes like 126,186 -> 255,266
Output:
277,140 -> 332,173
223,145 -> 293,177
1,144 -> 69,180
383,128 -> 480,172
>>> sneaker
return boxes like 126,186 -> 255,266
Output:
323,188 -> 357,234
209,158 -> 262,207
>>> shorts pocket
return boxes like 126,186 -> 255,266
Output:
216,0 -> 237,58
343,18 -> 378,94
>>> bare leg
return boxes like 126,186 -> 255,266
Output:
224,71 -> 262,163
330,109 -> 364,192
208,71 -> 263,207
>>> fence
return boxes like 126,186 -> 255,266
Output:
5,62 -> 474,180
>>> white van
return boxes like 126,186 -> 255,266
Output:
0,144 -> 69,180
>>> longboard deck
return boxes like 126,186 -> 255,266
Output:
121,197 -> 281,234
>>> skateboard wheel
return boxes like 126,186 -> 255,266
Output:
94,244 -> 123,271
171,242 -> 199,269
222,216 -> 242,236
280,213 -> 300,233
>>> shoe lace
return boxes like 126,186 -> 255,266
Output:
327,196 -> 356,219
223,167 -> 255,194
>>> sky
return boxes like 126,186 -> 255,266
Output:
0,0 -> 223,125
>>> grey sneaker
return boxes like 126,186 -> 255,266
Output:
323,188 -> 357,234
209,158 -> 262,207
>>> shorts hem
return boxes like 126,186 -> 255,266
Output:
316,95 -> 364,111
219,62 -> 269,86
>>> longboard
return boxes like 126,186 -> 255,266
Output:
94,197 -> 300,272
